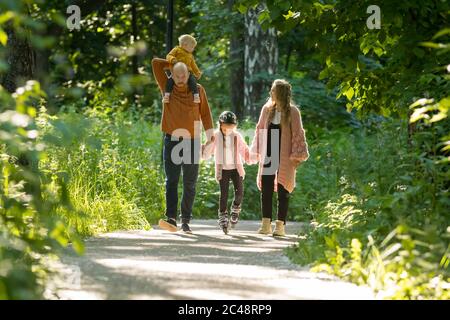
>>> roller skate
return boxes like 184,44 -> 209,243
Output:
218,211 -> 229,235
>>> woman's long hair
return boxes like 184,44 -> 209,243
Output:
267,79 -> 292,129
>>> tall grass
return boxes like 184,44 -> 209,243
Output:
38,106 -> 165,236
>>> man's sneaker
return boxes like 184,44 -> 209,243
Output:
181,223 -> 192,234
158,218 -> 177,232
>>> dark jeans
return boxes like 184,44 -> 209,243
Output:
261,122 -> 290,223
165,73 -> 199,95
163,134 -> 200,223
219,169 -> 243,213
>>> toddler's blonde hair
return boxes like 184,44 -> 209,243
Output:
178,34 -> 197,47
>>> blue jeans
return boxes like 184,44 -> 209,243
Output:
163,134 -> 200,222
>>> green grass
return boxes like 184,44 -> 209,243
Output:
39,107 -> 165,237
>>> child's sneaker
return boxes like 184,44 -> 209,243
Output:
230,204 -> 241,228
218,211 -> 229,234
158,217 -> 177,232
193,93 -> 200,103
163,93 -> 170,103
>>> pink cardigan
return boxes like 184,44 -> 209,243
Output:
202,130 -> 251,181
249,101 -> 309,193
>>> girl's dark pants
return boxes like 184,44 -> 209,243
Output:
219,169 -> 243,213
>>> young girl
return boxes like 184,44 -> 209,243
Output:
250,79 -> 309,237
202,111 -> 252,234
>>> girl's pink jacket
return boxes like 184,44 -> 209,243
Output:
201,130 -> 254,182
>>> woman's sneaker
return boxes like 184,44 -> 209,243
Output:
158,218 -> 177,232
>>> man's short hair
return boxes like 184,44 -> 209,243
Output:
178,34 -> 197,47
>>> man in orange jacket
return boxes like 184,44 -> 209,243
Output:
151,58 -> 214,234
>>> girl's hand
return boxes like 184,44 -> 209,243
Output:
205,135 -> 214,146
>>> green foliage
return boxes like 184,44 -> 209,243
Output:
287,119 -> 449,299
189,0 -> 244,113
0,81 -> 83,299
38,105 -> 165,236
0,3 -> 85,299
235,0 -> 449,117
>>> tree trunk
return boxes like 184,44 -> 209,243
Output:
131,2 -> 138,75
244,4 -> 278,119
228,0 -> 245,119
0,27 -> 35,95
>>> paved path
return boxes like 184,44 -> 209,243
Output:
49,220 -> 374,300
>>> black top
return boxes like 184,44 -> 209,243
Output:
263,122 -> 281,169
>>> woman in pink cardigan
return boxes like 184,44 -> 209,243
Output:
250,79 -> 309,236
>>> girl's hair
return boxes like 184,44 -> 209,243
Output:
267,79 -> 293,128
178,34 -> 197,47
218,121 -> 237,141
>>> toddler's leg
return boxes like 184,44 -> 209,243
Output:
164,77 -> 174,103
188,73 -> 200,103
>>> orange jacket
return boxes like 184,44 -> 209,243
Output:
151,58 -> 213,140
